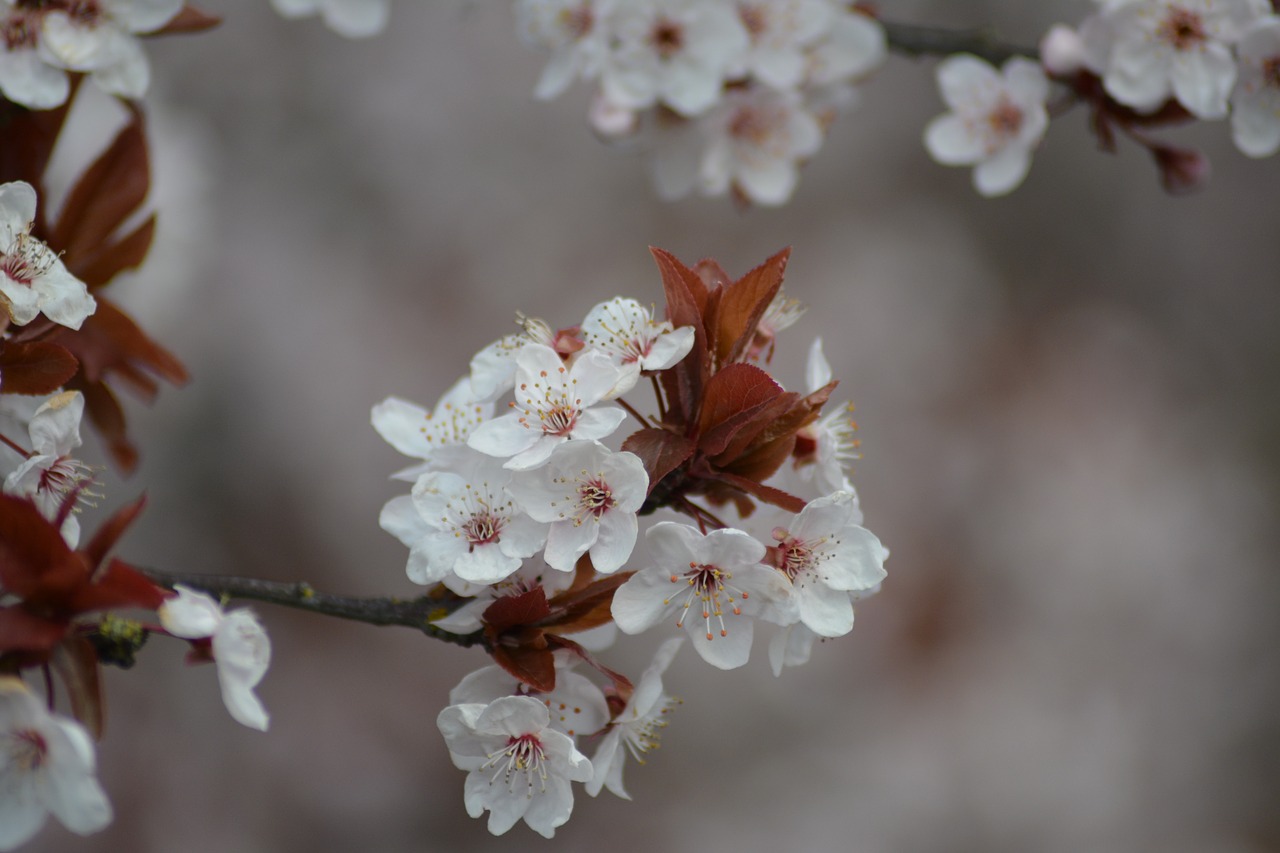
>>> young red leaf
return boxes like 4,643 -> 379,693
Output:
70,380 -> 138,472
0,606 -> 68,654
711,471 -> 806,514
695,362 -> 783,441
650,247 -> 710,421
481,586 -> 551,633
0,341 -> 79,395
71,215 -> 156,289
712,247 -> 789,367
52,637 -> 105,740
68,558 -> 165,613
61,297 -> 188,392
0,495 -> 78,601
0,88 -> 76,213
543,572 -> 633,634
621,428 -> 695,496
49,106 -> 150,264
154,4 -> 222,33
489,642 -> 557,693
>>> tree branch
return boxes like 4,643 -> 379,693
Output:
141,569 -> 487,650
881,19 -> 1039,66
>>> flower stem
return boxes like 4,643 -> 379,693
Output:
880,19 -> 1038,65
140,569 -> 487,650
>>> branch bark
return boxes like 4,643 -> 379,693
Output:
141,569 -> 487,650
881,20 -> 1039,66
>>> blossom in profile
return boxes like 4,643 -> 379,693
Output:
371,376 -> 493,482
516,0 -> 613,99
38,0 -> 184,99
791,337 -> 859,495
0,2 -> 70,108
1079,0 -> 1268,119
437,695 -> 593,838
0,181 -> 95,329
612,522 -> 791,669
0,677 -> 112,850
159,586 -> 272,731
270,0 -> 390,38
449,663 -> 610,738
3,391 -> 92,547
924,54 -> 1050,196
579,296 -> 695,395
586,637 -> 682,799
1230,16 -> 1280,157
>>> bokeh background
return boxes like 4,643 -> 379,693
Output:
27,1 -> 1280,851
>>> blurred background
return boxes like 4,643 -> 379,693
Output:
27,1 -> 1280,851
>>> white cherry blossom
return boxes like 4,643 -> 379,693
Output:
1230,16 -> 1280,157
586,637 -> 682,799
38,0 -> 183,99
0,678 -> 112,850
0,181 -> 95,330
747,287 -> 805,362
1079,0 -> 1268,119
579,296 -> 694,396
467,344 -> 627,471
601,0 -> 749,117
0,2 -> 70,108
516,0 -> 613,99
763,491 -> 888,638
3,390 -> 92,547
611,522 -> 791,669
506,440 -> 648,573
406,452 -> 548,585
158,586 -> 272,732
270,0 -> 390,38
924,54 -> 1050,197
804,5 -> 886,87
767,581 -> 881,676
437,695 -> 592,838
732,0 -> 831,90
698,85 -> 824,206
792,337 -> 860,495
449,663 -> 610,739
469,314 -> 561,402
371,376 -> 493,482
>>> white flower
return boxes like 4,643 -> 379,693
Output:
601,0 -> 749,117
516,0 -> 613,99
698,85 -> 824,206
467,344 -> 627,471
0,181 -> 95,329
469,314 -> 561,402
586,637 -> 682,799
371,376 -> 493,482
1040,23 -> 1087,76
270,0 -> 390,38
0,678 -> 112,850
746,287 -> 805,362
3,390 -> 92,547
506,440 -> 648,573
1079,0 -> 1268,119
804,5 -> 886,87
437,695 -> 592,838
1230,16 -> 1280,157
38,0 -> 183,99
404,452 -> 548,585
924,54 -> 1050,197
579,296 -> 695,395
732,0 -> 831,90
792,337 -> 859,494
763,491 -> 887,638
449,663 -> 610,739
158,586 -> 272,732
431,559 -> 576,631
611,522 -> 791,669
0,2 -> 70,109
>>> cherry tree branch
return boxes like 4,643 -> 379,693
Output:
141,569 -> 487,649
880,19 -> 1039,65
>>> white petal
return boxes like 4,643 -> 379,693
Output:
590,510 -> 637,574
611,567 -> 675,633
371,397 -> 431,458
924,114 -> 984,166
973,145 -> 1033,196
158,586 -> 223,638
323,0 -> 390,38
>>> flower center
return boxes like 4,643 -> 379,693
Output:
8,728 -> 48,773
1,230 -> 59,286
1,10 -> 39,49
985,98 -> 1024,145
1159,7 -> 1206,51
576,477 -> 615,521
620,696 -> 680,764
738,4 -> 766,39
462,512 -> 504,547
514,367 -> 583,437
665,563 -> 748,641
485,733 -> 549,795
556,4 -> 593,40
650,18 -> 684,58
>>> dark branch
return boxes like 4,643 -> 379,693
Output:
141,569 -> 487,650
881,19 -> 1039,66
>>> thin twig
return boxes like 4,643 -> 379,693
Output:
141,569 -> 487,650
880,19 -> 1039,65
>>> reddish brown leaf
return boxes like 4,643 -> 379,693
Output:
68,558 -> 165,612
543,572 -> 633,634
695,362 -> 783,440
49,107 -> 149,264
0,495 -> 78,601
71,215 -> 156,289
72,380 -> 138,472
650,247 -> 709,422
622,428 -> 695,497
0,341 -> 79,395
705,392 -> 798,465
490,642 -> 556,693
547,635 -> 633,696
0,88 -> 77,216
52,637 -> 105,740
482,586 -> 551,633
713,247 -> 789,367
153,4 -> 222,33
81,496 -> 147,573
0,606 -> 67,654
712,471 -> 806,514
61,298 -> 187,390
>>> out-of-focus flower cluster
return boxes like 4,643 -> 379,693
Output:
374,247 -> 888,836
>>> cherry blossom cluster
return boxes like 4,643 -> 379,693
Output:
1,134 -> 271,849
925,0 -> 1280,196
374,247 -> 888,836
